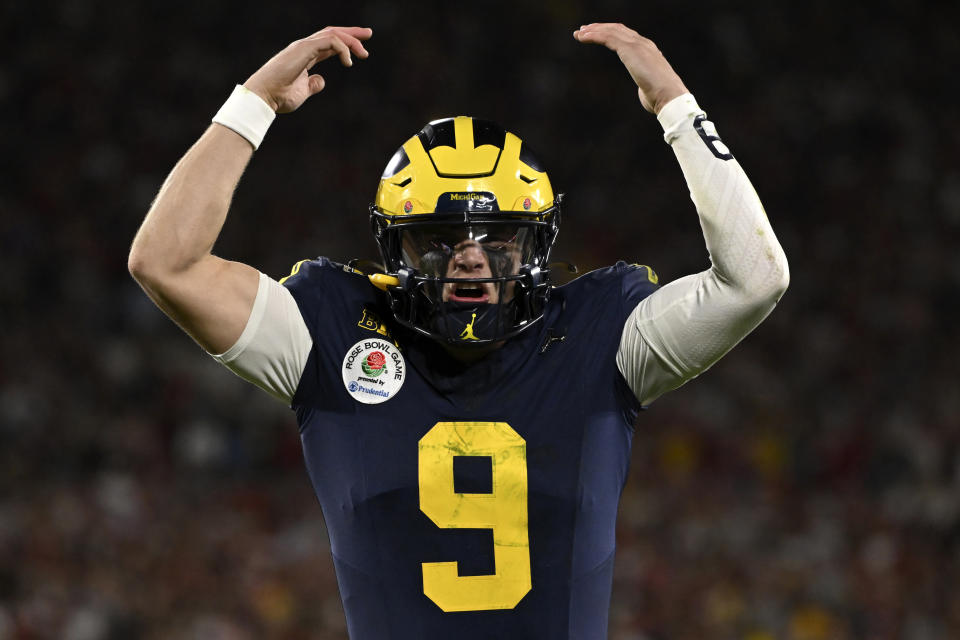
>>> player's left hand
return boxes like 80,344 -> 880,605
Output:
573,23 -> 688,115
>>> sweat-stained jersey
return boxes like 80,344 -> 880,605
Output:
281,257 -> 657,640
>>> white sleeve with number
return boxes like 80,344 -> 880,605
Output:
616,94 -> 790,406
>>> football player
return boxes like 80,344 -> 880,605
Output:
129,23 -> 788,639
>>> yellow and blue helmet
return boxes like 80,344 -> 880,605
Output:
370,116 -> 562,345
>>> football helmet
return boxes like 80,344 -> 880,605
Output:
370,116 -> 561,346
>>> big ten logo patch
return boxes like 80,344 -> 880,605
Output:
358,308 -> 393,339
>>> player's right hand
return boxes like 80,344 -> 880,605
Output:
243,26 -> 372,114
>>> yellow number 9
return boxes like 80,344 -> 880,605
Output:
418,421 -> 531,611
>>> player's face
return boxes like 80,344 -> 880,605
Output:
443,240 -> 498,303
400,224 -> 527,304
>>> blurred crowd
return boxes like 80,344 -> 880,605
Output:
2,0 -> 958,638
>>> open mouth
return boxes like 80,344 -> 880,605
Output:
446,282 -> 492,303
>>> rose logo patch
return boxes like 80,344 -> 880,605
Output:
342,338 -> 406,404
361,351 -> 386,376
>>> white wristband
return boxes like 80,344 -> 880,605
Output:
212,85 -> 276,150
656,93 -> 704,143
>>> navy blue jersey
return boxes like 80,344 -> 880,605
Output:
283,258 -> 657,639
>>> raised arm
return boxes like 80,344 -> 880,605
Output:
574,23 -> 789,405
127,26 -> 372,354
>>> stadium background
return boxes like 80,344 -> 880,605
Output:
2,0 -> 957,638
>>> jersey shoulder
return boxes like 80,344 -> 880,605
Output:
278,257 -> 388,338
279,256 -> 365,287
554,260 -> 659,310
279,257 -> 373,303
538,261 -> 659,357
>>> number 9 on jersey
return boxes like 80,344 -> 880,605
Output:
418,421 -> 531,611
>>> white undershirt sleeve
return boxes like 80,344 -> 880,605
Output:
209,272 -> 312,404
617,94 -> 790,406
